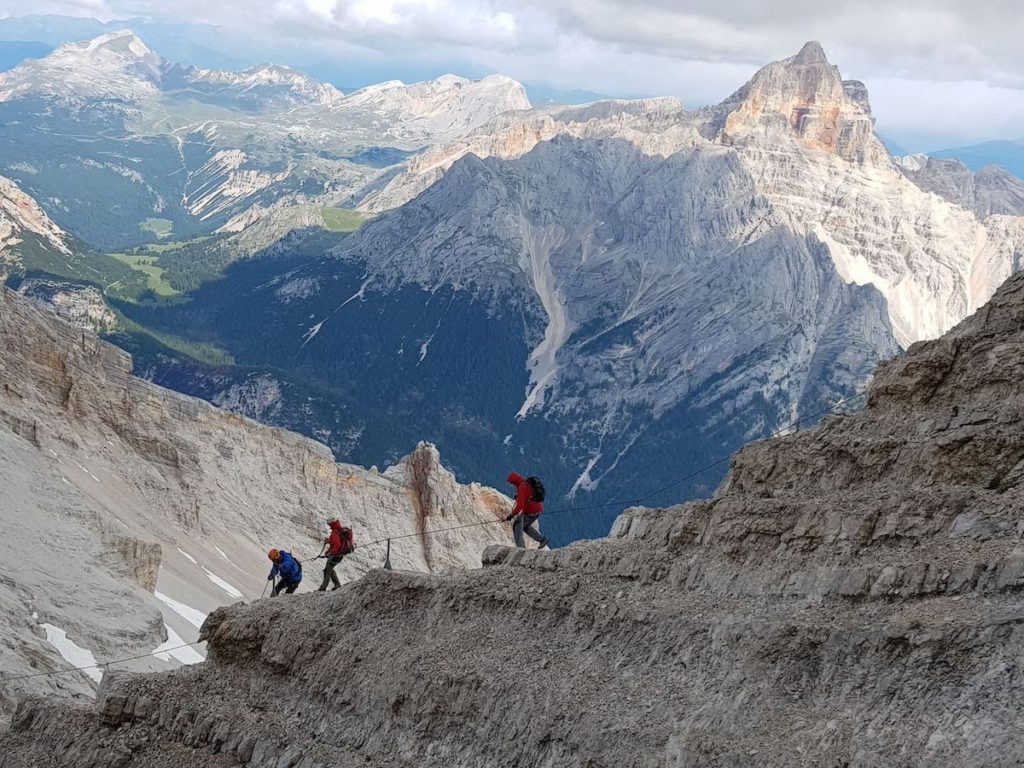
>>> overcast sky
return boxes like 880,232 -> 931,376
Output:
3,0 -> 1023,149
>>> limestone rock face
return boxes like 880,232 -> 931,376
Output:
7,267 -> 1024,766
897,154 -> 1024,219
0,176 -> 70,261
15,278 -> 117,333
711,41 -> 885,165
0,287 -> 512,712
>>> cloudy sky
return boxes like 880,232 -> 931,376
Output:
3,0 -> 1023,149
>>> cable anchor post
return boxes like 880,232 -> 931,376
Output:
383,538 -> 393,571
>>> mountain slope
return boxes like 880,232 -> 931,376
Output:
8,265 -> 1024,766
0,175 -> 149,299
0,286 -> 513,713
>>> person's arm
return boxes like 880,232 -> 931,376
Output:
511,483 -> 529,516
268,564 -> 278,580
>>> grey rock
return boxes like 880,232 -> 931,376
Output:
897,154 -> 1024,218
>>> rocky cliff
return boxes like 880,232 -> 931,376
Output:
7,239 -> 1024,767
364,42 -> 1024,349
0,287 -> 513,714
0,175 -> 70,263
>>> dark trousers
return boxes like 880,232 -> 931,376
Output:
272,579 -> 300,597
513,513 -> 545,548
319,555 -> 345,591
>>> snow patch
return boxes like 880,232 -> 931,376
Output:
153,624 -> 205,665
176,547 -> 198,565
202,567 -> 244,599
418,335 -> 433,363
213,546 -> 240,569
301,320 -> 325,347
40,623 -> 102,683
155,591 -> 208,629
570,454 -> 603,495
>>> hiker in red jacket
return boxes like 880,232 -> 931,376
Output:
318,518 -> 354,591
505,472 -> 549,549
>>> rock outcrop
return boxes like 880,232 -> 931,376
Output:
897,154 -> 1024,219
7,249 -> 1024,766
0,176 -> 70,262
0,286 -> 513,712
709,41 -> 884,165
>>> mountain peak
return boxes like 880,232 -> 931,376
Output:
86,29 -> 153,57
711,39 -> 883,163
0,29 -> 166,104
791,40 -> 829,65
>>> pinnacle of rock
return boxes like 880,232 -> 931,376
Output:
791,40 -> 829,66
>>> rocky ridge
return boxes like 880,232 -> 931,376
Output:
0,286 -> 513,714
896,153 -> 1024,219
362,42 -> 1024,348
0,175 -> 70,262
7,241 -> 1024,767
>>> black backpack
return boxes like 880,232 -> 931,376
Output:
526,476 -> 546,503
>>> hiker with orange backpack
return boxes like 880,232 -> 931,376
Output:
318,518 -> 354,591
505,472 -> 549,549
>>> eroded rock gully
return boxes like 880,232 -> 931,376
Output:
7,274 -> 1024,766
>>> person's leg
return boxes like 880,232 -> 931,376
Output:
271,580 -> 282,597
512,514 -> 526,548
320,557 -> 342,590
319,559 -> 334,591
523,514 -> 547,545
285,580 -> 299,594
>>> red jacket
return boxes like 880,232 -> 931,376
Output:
326,519 -> 354,556
507,472 -> 543,516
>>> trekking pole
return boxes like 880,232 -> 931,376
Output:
261,580 -> 270,599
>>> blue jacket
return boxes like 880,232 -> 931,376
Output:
268,551 -> 302,583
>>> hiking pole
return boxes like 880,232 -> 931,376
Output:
261,580 -> 270,599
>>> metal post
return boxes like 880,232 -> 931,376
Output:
383,539 -> 392,571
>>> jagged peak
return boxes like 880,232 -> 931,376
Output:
790,40 -> 829,66
711,38 -> 882,162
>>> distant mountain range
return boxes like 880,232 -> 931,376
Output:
3,34 -> 1024,544
931,140 -> 1024,183
0,30 -> 529,250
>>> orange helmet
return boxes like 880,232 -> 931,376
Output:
268,548 -> 280,561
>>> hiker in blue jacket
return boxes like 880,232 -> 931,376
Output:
267,548 -> 302,596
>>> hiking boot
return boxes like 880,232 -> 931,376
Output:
537,537 -> 549,550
